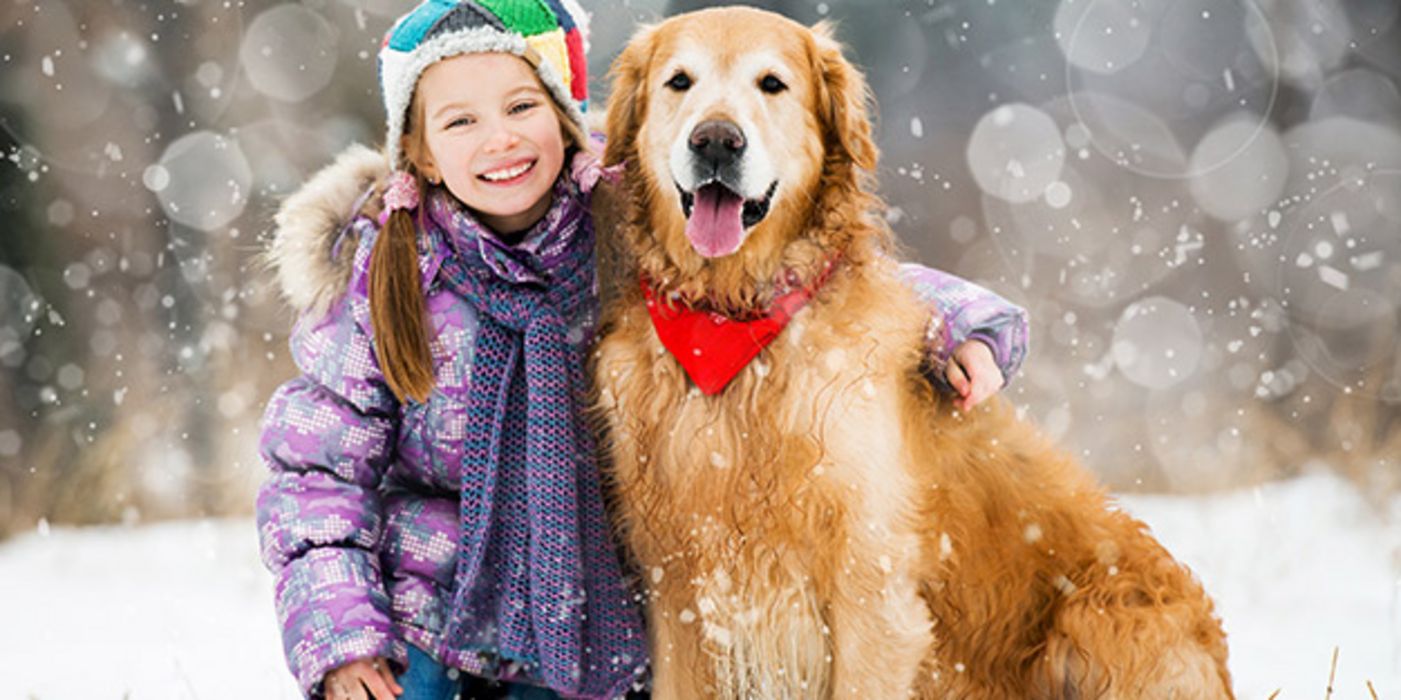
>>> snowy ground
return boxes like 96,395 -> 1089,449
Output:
2,472 -> 1398,699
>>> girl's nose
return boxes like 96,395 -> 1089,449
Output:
483,122 -> 519,152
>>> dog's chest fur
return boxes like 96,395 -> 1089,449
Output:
594,262 -> 934,696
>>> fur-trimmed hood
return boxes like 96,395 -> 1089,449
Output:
265,143 -> 390,316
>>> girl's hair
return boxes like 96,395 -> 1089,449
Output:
368,73 -> 585,404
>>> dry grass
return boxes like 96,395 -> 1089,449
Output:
1326,646 -> 1338,699
1263,646 -> 1388,700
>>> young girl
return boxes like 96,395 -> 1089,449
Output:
256,2 -> 1029,699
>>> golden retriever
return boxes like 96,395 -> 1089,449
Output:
590,7 -> 1232,698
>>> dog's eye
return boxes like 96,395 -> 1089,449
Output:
759,74 -> 787,94
665,71 -> 693,92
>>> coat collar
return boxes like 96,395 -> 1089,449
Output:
264,143 -> 389,316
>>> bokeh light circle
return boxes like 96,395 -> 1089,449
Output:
153,131 -> 253,232
1044,181 -> 1073,209
239,5 -> 339,102
1188,114 -> 1288,222
966,103 -> 1066,204
1112,296 -> 1203,390
1053,0 -> 1153,75
90,30 -> 153,87
1244,0 -> 1352,89
142,164 -> 171,193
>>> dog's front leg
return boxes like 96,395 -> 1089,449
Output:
825,544 -> 934,699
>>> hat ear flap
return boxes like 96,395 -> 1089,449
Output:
603,26 -> 655,168
810,22 -> 877,172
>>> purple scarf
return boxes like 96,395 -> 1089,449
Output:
427,180 -> 647,698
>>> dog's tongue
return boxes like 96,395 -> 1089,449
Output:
685,184 -> 744,258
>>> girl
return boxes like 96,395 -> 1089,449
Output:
256,1 -> 1029,699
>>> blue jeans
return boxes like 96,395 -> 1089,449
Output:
396,644 -> 559,700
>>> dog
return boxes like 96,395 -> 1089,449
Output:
590,7 -> 1233,699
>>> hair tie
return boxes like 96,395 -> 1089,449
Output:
569,149 -> 625,195
383,170 -> 421,215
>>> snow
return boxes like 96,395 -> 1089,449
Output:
1,472 -> 1397,699
1120,472 -> 1401,698
0,518 -> 302,699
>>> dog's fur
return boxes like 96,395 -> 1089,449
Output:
591,8 -> 1232,698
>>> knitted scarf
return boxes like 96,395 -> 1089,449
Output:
428,181 -> 647,699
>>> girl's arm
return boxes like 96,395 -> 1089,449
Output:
255,248 -> 407,699
899,262 -> 1030,391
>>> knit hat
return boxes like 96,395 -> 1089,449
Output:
379,0 -> 591,168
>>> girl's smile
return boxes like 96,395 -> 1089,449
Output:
477,157 -> 537,184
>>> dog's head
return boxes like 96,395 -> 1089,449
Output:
604,7 -> 878,287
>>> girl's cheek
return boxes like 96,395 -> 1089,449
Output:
546,147 -> 568,177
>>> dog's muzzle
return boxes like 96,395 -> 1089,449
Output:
676,119 -> 776,259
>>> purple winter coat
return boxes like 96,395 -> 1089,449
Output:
255,145 -> 1029,698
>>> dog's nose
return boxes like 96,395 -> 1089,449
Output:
689,119 -> 746,166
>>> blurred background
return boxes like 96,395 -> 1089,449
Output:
2,0 -> 1398,536
1,0 -> 1399,696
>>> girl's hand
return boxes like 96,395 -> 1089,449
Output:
945,340 -> 1005,412
323,656 -> 403,700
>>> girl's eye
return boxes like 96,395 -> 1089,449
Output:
447,116 -> 474,129
510,101 -> 538,115
759,74 -> 787,94
665,71 -> 692,92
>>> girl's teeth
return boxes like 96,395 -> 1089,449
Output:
483,161 -> 533,181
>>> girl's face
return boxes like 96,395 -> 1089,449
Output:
414,53 -> 567,235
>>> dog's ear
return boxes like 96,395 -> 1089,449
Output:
604,25 -> 655,168
809,22 -> 877,172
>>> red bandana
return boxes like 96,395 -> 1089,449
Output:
641,263 -> 836,395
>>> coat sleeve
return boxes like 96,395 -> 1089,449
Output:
255,257 -> 409,698
898,262 -> 1030,386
